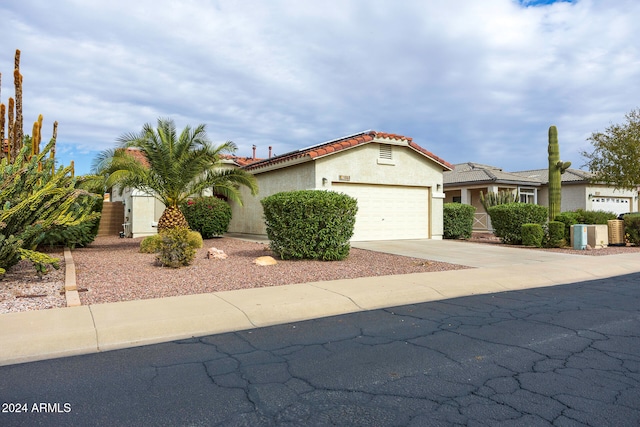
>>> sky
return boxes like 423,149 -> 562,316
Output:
1,0 -> 638,176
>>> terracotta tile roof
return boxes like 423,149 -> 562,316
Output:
120,149 -> 262,168
123,147 -> 150,168
219,154 -> 263,167
244,131 -> 453,171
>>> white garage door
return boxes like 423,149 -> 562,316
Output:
332,183 -> 429,241
591,197 -> 631,216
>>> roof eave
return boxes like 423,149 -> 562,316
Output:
243,155 -> 312,174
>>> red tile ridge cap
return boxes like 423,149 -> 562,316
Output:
408,141 -> 453,170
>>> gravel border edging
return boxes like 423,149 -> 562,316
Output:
63,248 -> 81,307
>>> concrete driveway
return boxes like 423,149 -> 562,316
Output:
352,239 -> 584,268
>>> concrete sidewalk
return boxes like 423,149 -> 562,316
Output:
1,240 -> 639,366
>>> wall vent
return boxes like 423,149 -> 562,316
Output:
379,144 -> 392,160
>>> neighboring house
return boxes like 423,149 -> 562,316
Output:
444,162 -> 639,231
228,130 -> 453,241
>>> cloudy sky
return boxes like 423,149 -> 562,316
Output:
1,0 -> 638,175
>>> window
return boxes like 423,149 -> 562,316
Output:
519,188 -> 535,204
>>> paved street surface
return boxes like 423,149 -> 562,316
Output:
2,273 -> 639,426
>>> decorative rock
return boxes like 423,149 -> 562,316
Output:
206,247 -> 227,260
253,256 -> 277,266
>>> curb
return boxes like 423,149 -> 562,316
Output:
63,248 -> 81,307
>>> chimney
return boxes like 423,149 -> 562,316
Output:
252,145 -> 256,160
268,146 -> 272,158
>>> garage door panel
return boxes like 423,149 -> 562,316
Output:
332,184 -> 429,241
591,197 -> 631,216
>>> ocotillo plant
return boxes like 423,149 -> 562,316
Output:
548,125 -> 571,221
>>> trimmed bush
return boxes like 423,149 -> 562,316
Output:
155,227 -> 198,268
443,203 -> 475,239
623,213 -> 640,245
488,203 -> 548,245
554,212 -> 578,244
187,230 -> 204,249
573,209 -> 617,224
261,190 -> 357,261
521,223 -> 544,247
142,229 -> 202,257
140,234 -> 163,253
180,196 -> 232,238
547,220 -> 566,248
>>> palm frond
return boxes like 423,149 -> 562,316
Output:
90,117 -> 259,210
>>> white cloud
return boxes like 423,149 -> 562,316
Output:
1,0 -> 639,175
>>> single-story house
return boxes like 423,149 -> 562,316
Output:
228,130 -> 453,241
102,131 -> 453,241
444,162 -> 639,231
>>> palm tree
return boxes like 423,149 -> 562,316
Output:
92,118 -> 258,232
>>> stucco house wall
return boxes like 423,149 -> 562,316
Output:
445,164 -> 639,230
529,182 -> 636,215
228,162 -> 315,235
228,131 -> 451,241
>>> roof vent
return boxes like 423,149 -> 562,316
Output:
379,144 -> 392,160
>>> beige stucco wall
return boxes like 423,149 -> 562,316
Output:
228,142 -> 446,239
228,162 -> 315,235
315,144 -> 445,239
537,183 -> 637,213
129,190 -> 164,238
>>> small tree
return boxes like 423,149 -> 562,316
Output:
582,109 -> 640,190
93,118 -> 258,232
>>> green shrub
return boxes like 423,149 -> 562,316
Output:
155,227 -> 197,268
443,203 -> 475,239
141,230 -> 201,256
488,203 -> 548,245
573,209 -> 617,224
546,220 -> 566,248
623,213 -> 640,245
187,230 -> 204,249
521,223 -> 544,247
140,234 -> 163,253
554,212 -> 579,243
261,190 -> 357,261
180,196 -> 232,238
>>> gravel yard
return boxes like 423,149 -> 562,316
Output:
2,233 -> 638,314
0,249 -> 66,314
1,236 -> 468,313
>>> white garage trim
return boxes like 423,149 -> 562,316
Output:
332,183 -> 430,241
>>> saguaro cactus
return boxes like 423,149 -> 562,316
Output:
548,125 -> 571,221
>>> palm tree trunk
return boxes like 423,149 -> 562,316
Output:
157,205 -> 189,232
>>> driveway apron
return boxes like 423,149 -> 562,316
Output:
352,239 -> 584,268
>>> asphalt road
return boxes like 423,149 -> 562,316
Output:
1,273 -> 639,426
